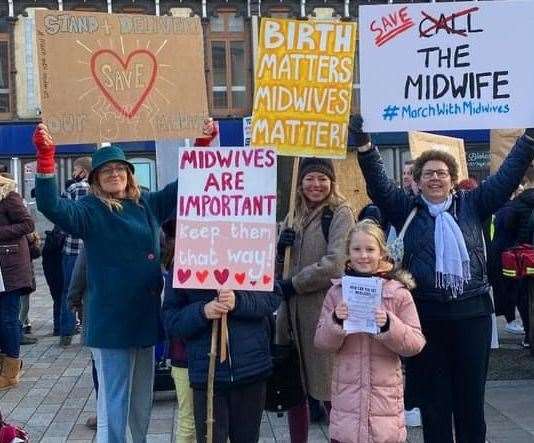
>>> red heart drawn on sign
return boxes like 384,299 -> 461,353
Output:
262,275 -> 272,285
90,49 -> 158,118
196,270 -> 208,284
234,273 -> 246,285
250,281 -> 257,286
214,269 -> 229,285
176,268 -> 191,284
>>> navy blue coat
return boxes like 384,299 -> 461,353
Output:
162,274 -> 281,386
358,135 -> 534,305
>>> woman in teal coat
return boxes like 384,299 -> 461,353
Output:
33,122 -> 215,443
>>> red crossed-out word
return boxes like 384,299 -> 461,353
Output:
370,7 -> 415,48
419,7 -> 481,38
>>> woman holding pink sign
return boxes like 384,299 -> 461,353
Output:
32,120 -> 216,443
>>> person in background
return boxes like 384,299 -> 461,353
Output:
402,160 -> 418,196
498,181 -> 534,347
160,218 -> 196,443
66,246 -> 98,430
0,174 -> 35,389
276,158 -> 354,443
18,231 -> 41,345
315,220 -> 425,443
58,156 -> 91,347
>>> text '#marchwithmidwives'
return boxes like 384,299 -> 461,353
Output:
359,0 -> 534,132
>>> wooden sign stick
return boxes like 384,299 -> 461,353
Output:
283,158 -> 300,279
220,314 -> 228,363
206,319 -> 219,443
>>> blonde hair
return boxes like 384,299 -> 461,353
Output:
346,219 -> 389,258
0,174 -> 16,201
90,167 -> 141,211
294,180 -> 347,229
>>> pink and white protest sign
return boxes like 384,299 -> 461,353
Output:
173,147 -> 277,291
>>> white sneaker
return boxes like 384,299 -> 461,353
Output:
505,320 -> 525,335
405,408 -> 422,427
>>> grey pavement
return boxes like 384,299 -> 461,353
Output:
1,259 -> 534,442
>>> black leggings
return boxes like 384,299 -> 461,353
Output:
193,381 -> 266,443
407,315 -> 492,443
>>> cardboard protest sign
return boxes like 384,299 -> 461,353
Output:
409,131 -> 468,181
174,147 -> 277,291
35,10 -> 208,145
333,152 -> 370,214
359,1 -> 534,132
251,18 -> 357,158
489,129 -> 524,173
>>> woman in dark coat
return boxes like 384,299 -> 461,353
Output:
0,175 -> 35,390
351,116 -> 534,443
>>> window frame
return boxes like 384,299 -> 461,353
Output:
204,8 -> 252,118
0,33 -> 12,120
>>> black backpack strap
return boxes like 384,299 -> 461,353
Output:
321,207 -> 334,242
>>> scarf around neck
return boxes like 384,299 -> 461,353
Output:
422,194 -> 471,297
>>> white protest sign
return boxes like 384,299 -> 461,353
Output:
341,276 -> 383,334
359,1 -> 534,132
174,147 -> 277,291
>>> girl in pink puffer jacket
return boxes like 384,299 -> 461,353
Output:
314,220 -> 425,443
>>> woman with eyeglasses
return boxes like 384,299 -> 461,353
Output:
349,116 -> 534,443
32,121 -> 217,443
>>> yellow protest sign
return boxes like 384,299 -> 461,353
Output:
251,18 -> 357,158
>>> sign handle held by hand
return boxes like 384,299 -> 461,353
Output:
220,314 -> 228,363
206,319 -> 220,443
283,158 -> 300,279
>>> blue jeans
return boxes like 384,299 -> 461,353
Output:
60,254 -> 78,336
90,346 -> 155,443
0,289 -> 23,357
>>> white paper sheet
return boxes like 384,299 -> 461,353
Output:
341,276 -> 383,334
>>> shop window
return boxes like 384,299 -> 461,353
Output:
0,35 -> 11,118
205,8 -> 251,117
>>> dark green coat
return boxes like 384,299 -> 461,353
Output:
36,176 -> 177,348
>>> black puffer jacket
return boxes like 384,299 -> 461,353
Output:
358,134 -> 534,304
503,188 -> 534,244
162,273 -> 281,386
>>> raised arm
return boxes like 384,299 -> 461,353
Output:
471,132 -> 534,221
350,115 -> 412,229
33,125 -> 90,238
144,119 -> 219,224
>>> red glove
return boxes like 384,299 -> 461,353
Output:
194,118 -> 218,147
33,124 -> 56,174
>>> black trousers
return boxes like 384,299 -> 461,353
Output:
42,250 -> 64,334
406,315 -> 492,443
193,381 -> 266,443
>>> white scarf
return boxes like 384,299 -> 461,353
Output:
422,195 -> 471,297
